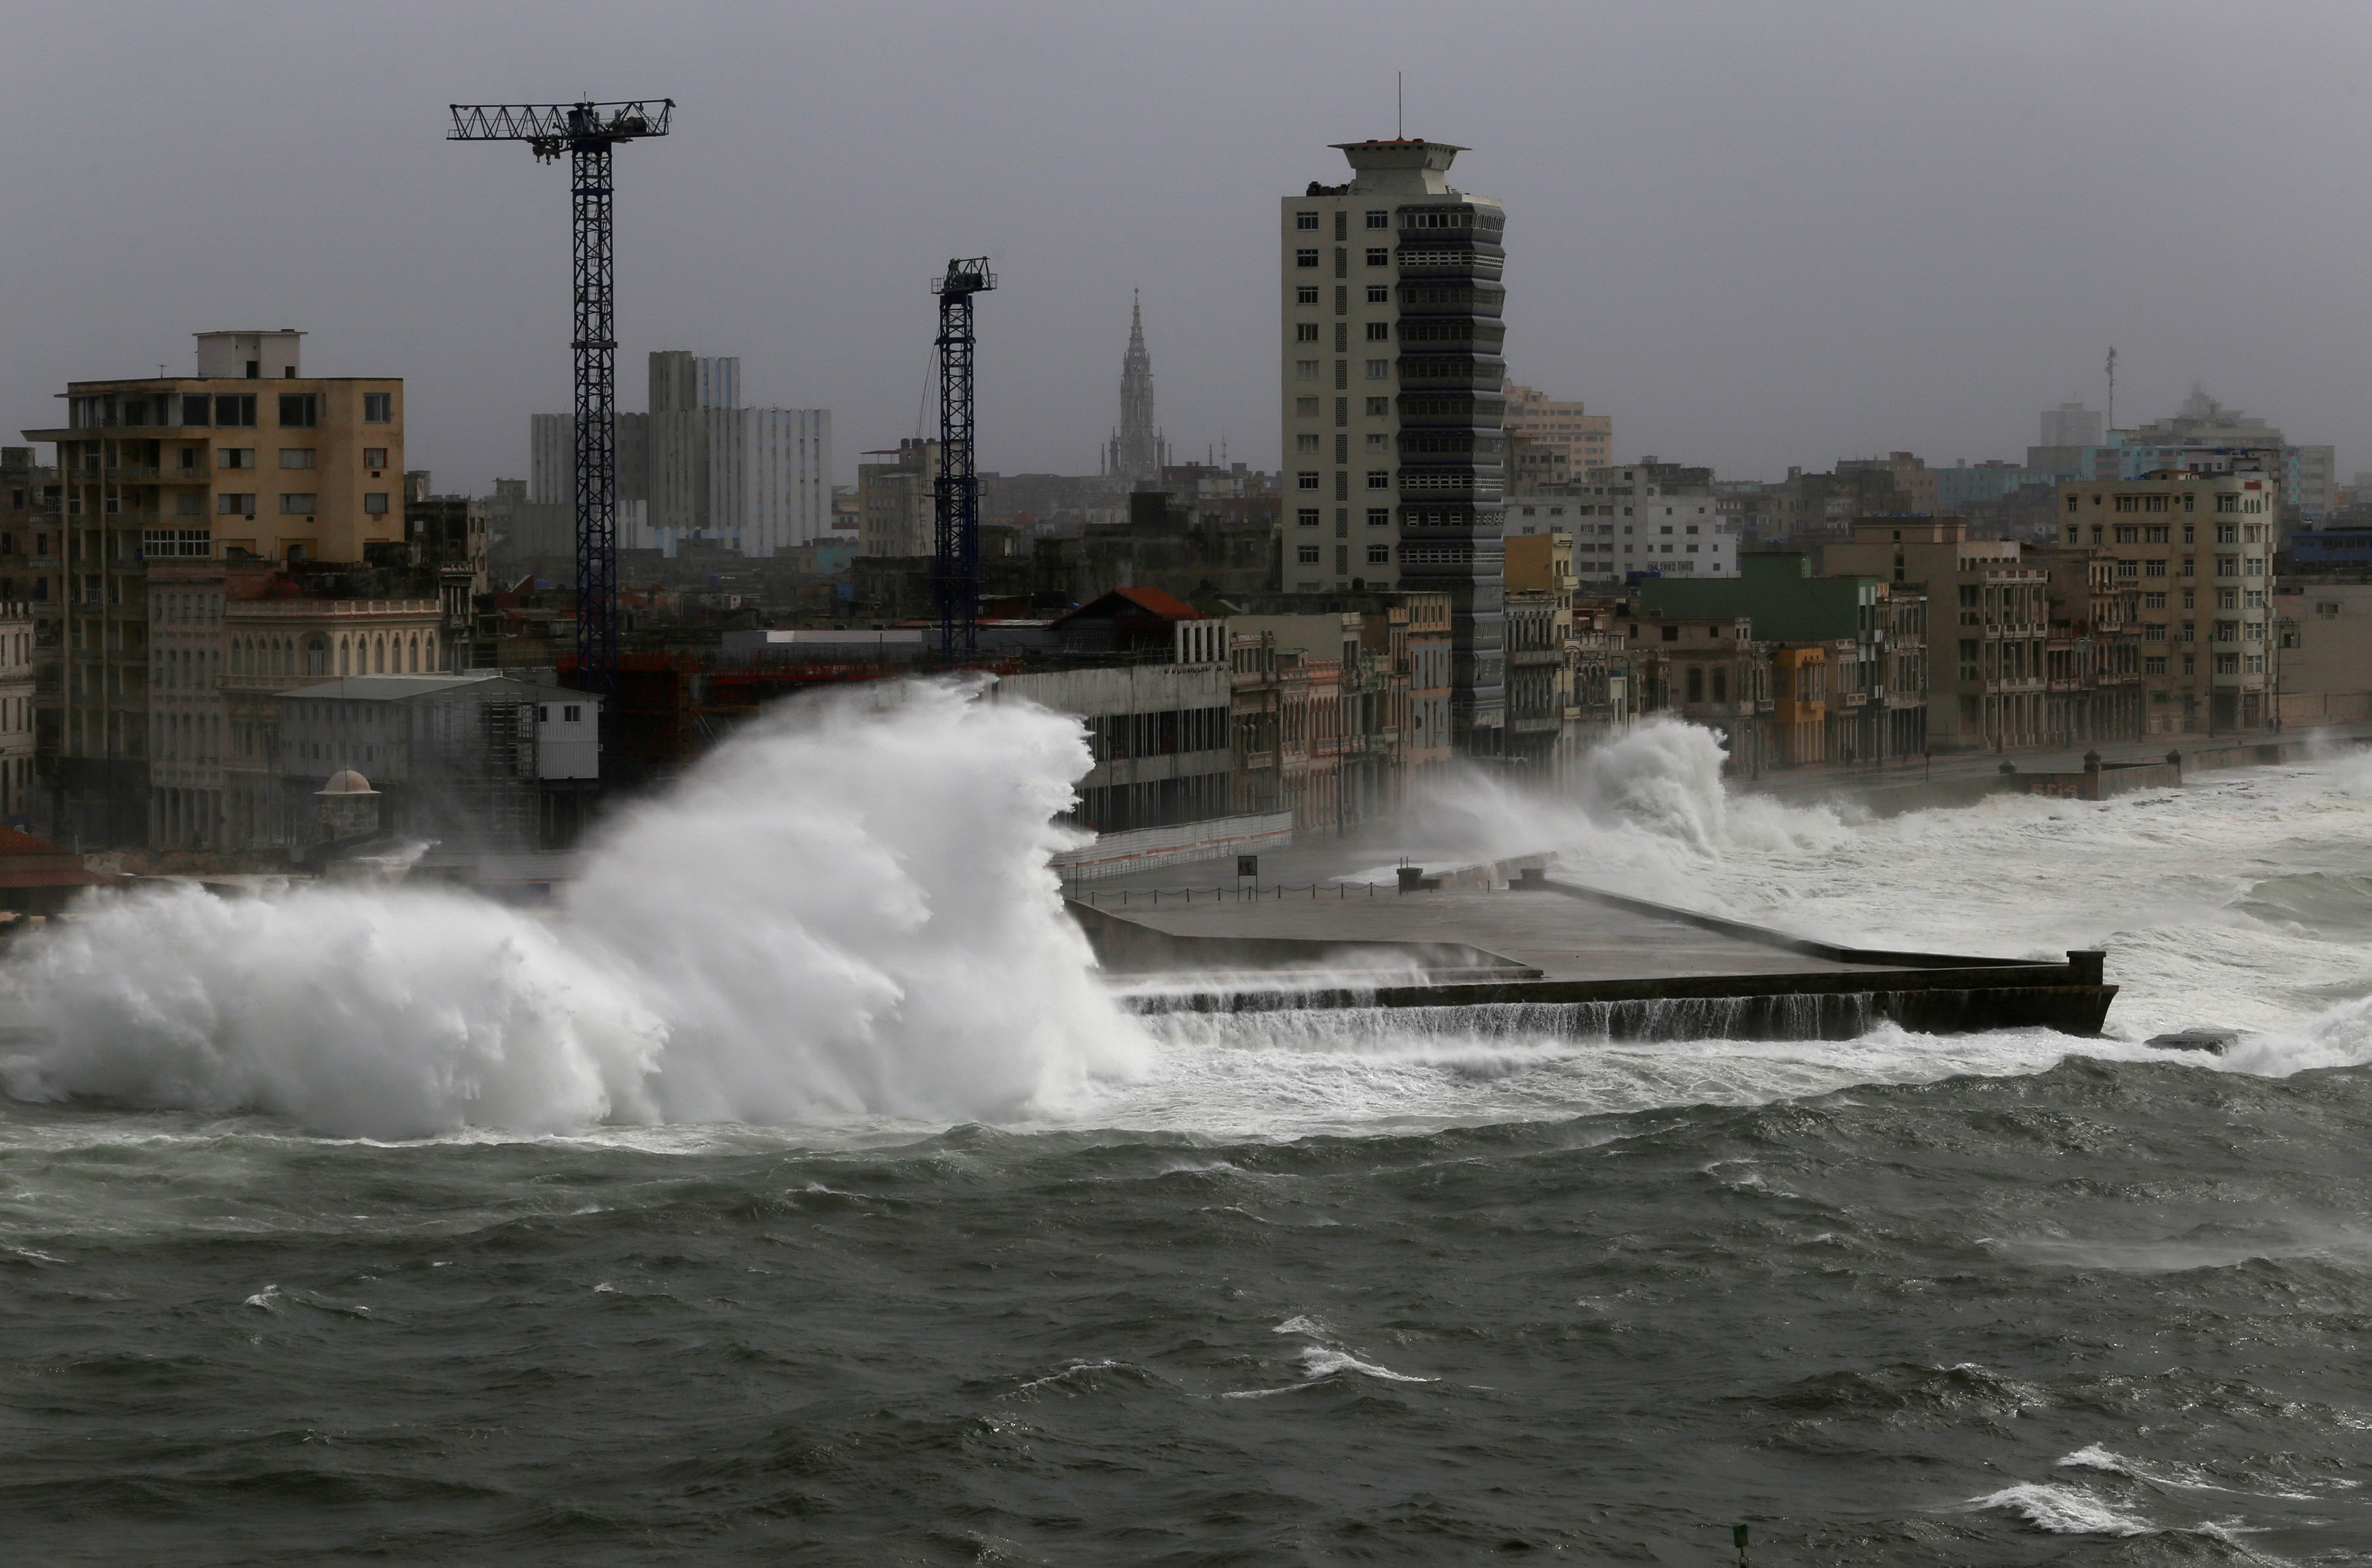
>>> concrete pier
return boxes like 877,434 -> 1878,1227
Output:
1071,850 -> 2114,1039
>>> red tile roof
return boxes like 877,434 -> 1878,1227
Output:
0,826 -> 124,888
1055,586 -> 1204,625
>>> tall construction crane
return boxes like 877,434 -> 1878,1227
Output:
932,257 -> 996,657
448,99 -> 674,693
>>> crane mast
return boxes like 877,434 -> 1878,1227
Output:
448,99 -> 674,693
932,258 -> 996,657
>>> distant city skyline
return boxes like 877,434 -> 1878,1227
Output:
0,2 -> 2365,493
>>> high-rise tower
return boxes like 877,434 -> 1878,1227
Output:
1105,293 -> 1167,485
1280,138 -> 1505,747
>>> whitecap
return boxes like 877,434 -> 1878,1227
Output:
1970,1481 -> 2152,1535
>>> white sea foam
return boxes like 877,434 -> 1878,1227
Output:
1970,1481 -> 2154,1535
0,680 -> 1149,1138
5,705 -> 2369,1144
1221,1330 -> 1437,1399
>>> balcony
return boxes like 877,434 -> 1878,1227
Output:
105,466 -> 161,483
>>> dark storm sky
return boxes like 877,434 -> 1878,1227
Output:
3,1 -> 2366,488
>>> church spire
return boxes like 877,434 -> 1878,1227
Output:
1106,291 -> 1166,484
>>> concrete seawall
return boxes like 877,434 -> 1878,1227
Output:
1843,735 -> 2348,819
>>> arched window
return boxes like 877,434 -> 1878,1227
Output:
305,636 -> 327,679
373,636 -> 385,674
338,637 -> 350,677
1685,665 -> 1704,703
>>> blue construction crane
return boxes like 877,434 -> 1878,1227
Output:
448,100 -> 674,693
932,257 -> 996,657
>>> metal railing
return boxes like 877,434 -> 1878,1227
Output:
1068,882 -> 1387,906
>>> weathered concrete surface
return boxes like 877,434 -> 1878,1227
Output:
1071,857 -> 2118,1037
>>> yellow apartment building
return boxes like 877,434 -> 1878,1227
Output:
2051,470 -> 2274,734
20,330 -> 406,846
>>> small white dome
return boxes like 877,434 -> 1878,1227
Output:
319,768 -> 377,796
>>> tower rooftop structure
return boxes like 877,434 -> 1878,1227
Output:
1328,140 -> 1468,195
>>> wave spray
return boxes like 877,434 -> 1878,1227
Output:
0,681 -> 1148,1138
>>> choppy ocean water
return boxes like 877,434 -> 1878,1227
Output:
5,700 -> 2372,1563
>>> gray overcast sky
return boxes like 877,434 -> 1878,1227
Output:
5,1 -> 2370,491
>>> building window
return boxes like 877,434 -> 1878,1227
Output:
1296,286 -> 1318,305
1296,472 -> 1320,491
1296,323 -> 1320,343
1365,285 -> 1389,304
1365,211 -> 1389,229
1364,321 -> 1391,341
277,394 -> 318,428
363,493 -> 389,515
1367,545 -> 1390,564
363,447 -> 387,470
1295,212 -> 1318,230
181,395 -> 213,427
1295,360 -> 1319,379
1365,247 -> 1389,266
1366,470 -> 1391,489
1294,249 -> 1320,268
363,392 -> 392,424
1295,433 -> 1319,453
214,394 -> 257,427
141,529 -> 211,559
216,493 -> 256,517
1366,508 -> 1391,527
218,447 -> 254,470
1296,508 -> 1320,527
1294,396 -> 1320,417
279,449 -> 316,470
1297,545 -> 1320,564
279,493 -> 317,514
1366,396 -> 1390,416
1364,359 -> 1390,380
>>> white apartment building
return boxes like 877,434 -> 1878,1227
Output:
741,407 -> 832,555
1509,464 -> 1736,582
1281,138 -> 1508,744
639,354 -> 830,557
1503,383 -> 1610,488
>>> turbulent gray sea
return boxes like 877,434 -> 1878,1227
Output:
5,703 -> 2372,1564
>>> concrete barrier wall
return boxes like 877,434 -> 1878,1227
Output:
2279,692 -> 2372,728
1845,736 -> 2363,817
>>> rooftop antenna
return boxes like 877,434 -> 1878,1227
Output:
448,98 -> 675,695
1397,72 -> 1404,138
2105,345 -> 2117,433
